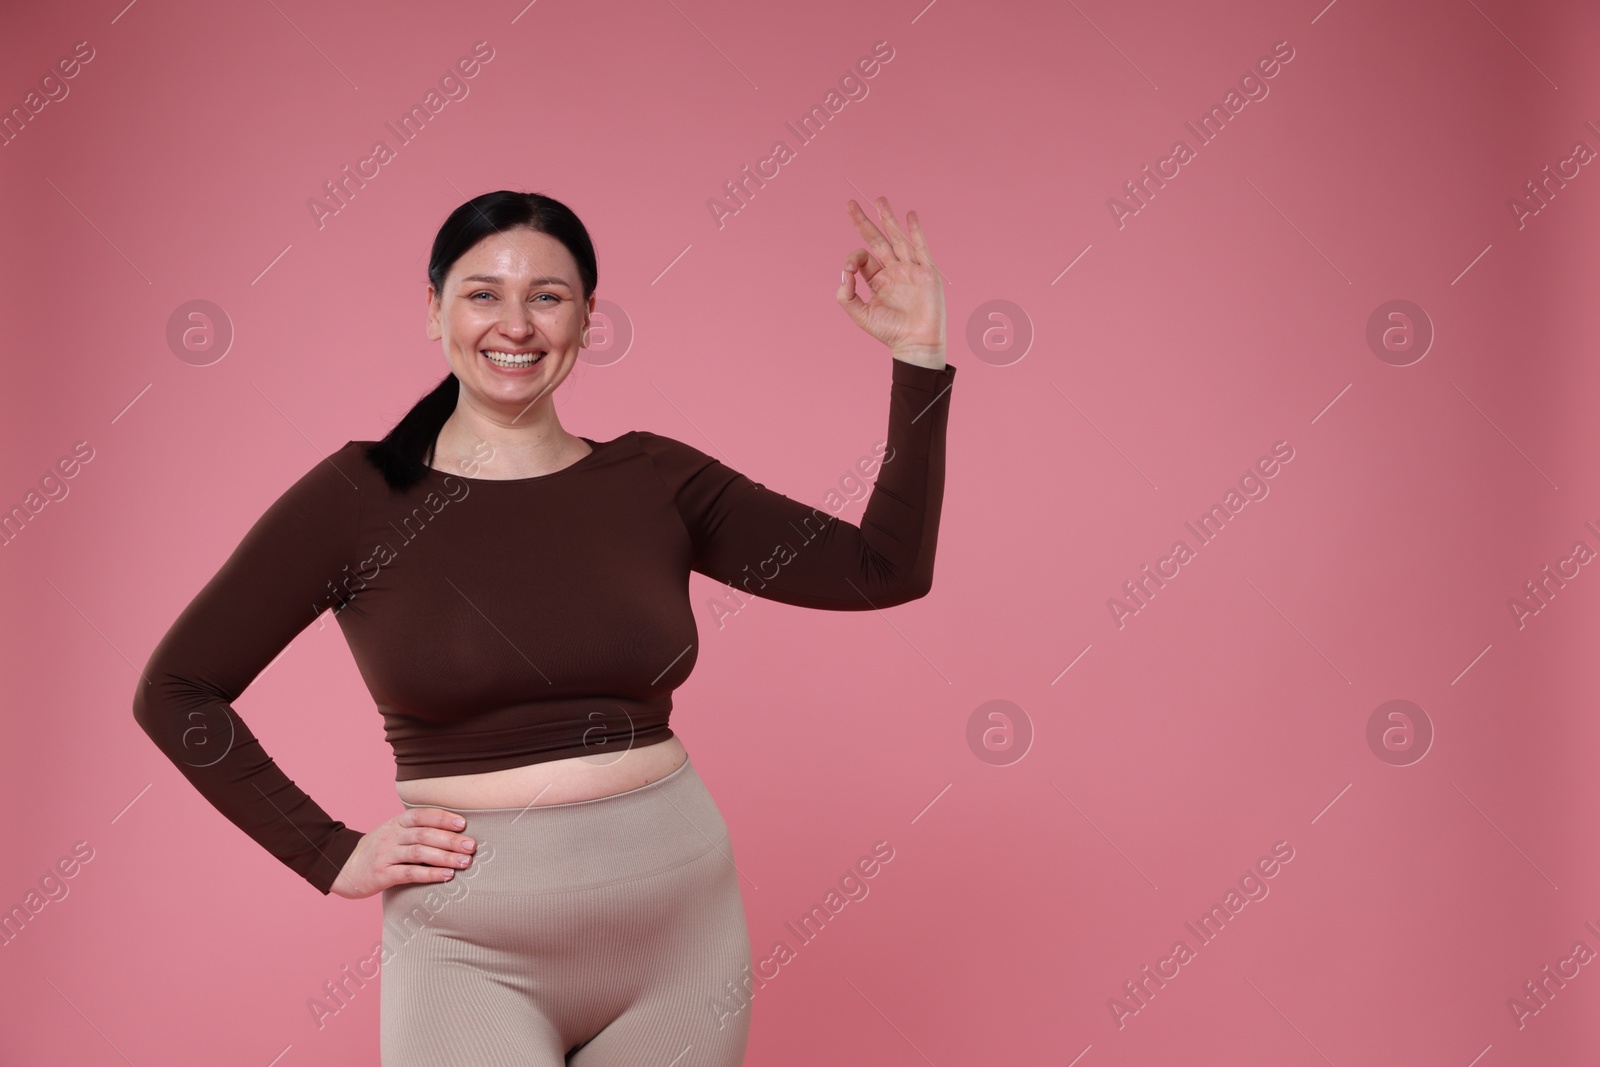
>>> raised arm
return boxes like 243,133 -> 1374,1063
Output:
638,355 -> 956,610
131,443 -> 366,895
641,195 -> 955,611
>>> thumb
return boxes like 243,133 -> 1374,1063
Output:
836,265 -> 870,328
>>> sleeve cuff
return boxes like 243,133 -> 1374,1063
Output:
891,357 -> 957,390
309,825 -> 366,896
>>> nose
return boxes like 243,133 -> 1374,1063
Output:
500,302 -> 534,333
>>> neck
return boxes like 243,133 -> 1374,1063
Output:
432,404 -> 586,479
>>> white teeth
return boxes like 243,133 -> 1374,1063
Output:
482,350 -> 544,368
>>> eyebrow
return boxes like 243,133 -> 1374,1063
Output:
460,274 -> 573,289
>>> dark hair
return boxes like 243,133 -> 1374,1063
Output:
363,190 -> 598,493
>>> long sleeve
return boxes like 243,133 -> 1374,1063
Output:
639,357 -> 957,609
131,443 -> 367,895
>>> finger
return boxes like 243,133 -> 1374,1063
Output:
846,199 -> 896,264
390,861 -> 461,885
407,824 -> 477,855
837,262 -> 870,327
393,838 -> 477,870
404,806 -> 469,832
844,247 -> 885,287
876,196 -> 914,263
906,209 -> 935,266
398,809 -> 477,855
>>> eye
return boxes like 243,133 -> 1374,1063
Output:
468,290 -> 559,303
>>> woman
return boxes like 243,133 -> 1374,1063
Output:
132,189 -> 957,1066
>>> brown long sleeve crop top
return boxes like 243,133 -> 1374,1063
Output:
132,357 -> 956,894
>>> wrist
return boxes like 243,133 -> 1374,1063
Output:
889,344 -> 946,370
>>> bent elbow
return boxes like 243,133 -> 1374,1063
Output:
879,575 -> 934,608
901,559 -> 937,603
130,662 -> 224,752
130,654 -> 176,732
130,674 -> 170,747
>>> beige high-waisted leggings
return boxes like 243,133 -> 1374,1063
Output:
380,756 -> 753,1066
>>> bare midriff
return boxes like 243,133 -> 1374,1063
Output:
394,735 -> 689,810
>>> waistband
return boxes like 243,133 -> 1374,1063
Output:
387,756 -> 728,893
399,753 -> 693,814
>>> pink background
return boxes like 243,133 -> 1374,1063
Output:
4,0 -> 1599,1063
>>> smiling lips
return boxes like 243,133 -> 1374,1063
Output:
481,348 -> 545,369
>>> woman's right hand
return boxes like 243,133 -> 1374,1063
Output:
329,808 -> 476,899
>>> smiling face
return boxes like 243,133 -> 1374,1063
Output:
425,226 -> 595,423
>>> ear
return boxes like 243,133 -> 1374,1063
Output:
425,285 -> 442,341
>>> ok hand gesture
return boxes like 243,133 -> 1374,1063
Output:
836,196 -> 947,369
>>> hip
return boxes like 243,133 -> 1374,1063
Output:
385,754 -> 735,903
